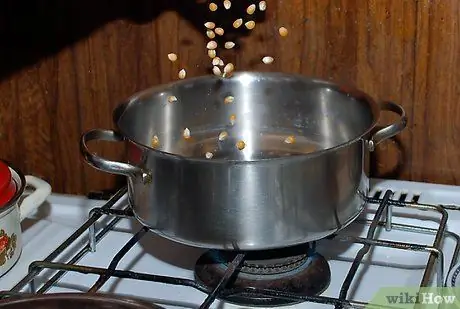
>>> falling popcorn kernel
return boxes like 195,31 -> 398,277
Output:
224,63 -> 234,73
245,21 -> 256,30
247,4 -> 256,14
218,131 -> 229,141
223,63 -> 234,77
209,2 -> 218,11
259,1 -> 267,11
212,66 -> 222,76
212,57 -> 222,66
262,56 -> 274,64
208,49 -> 217,58
229,114 -> 236,125
204,22 -> 216,29
223,0 -> 231,9
215,27 -> 224,36
224,41 -> 235,49
167,53 -> 178,62
236,140 -> 246,150
284,135 -> 296,144
167,95 -> 177,103
207,40 -> 218,50
183,128 -> 191,139
178,69 -> 186,79
279,27 -> 288,37
151,135 -> 160,148
206,30 -> 215,39
233,19 -> 243,28
205,152 -> 214,159
224,96 -> 234,104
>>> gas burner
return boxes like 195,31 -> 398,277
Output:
194,243 -> 331,306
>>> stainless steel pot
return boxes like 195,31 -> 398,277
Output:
80,72 -> 407,251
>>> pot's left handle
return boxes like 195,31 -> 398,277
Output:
80,129 -> 145,179
368,101 -> 408,151
20,176 -> 52,221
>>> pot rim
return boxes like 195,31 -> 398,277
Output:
112,72 -> 381,164
0,292 -> 163,309
0,160 -> 26,215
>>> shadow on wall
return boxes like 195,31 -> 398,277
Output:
0,0 -> 265,81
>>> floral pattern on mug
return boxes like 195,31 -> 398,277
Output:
0,229 -> 17,266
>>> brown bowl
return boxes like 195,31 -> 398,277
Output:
0,293 -> 163,309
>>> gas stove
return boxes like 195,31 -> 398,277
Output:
0,178 -> 459,308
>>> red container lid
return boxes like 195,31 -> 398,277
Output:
0,161 -> 17,208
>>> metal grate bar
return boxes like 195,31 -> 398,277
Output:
337,190 -> 393,306
88,226 -> 149,292
9,187 -> 127,293
25,260 -> 205,291
36,213 -> 123,293
199,253 -> 246,309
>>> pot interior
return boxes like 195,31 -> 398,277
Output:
115,72 -> 378,161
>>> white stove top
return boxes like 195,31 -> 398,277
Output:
1,178 -> 460,308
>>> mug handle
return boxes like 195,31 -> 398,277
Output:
367,101 -> 407,151
19,176 -> 52,221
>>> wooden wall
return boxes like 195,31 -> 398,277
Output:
0,0 -> 459,195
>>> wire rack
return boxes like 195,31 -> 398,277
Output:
1,186 -> 460,309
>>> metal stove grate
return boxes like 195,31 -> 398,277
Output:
1,186 -> 460,309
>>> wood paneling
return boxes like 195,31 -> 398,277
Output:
0,0 -> 459,195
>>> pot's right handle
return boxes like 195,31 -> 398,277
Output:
80,129 -> 144,179
367,101 -> 407,152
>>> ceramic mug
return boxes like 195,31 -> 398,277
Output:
0,160 -> 51,277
